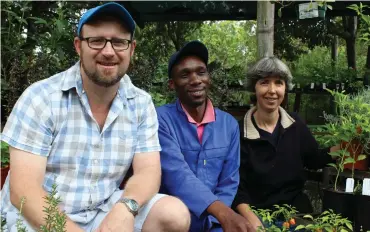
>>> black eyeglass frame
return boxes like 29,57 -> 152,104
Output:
79,37 -> 132,51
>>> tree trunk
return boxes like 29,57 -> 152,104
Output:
342,16 -> 357,69
293,92 -> 302,113
331,36 -> 338,64
366,45 -> 370,70
345,39 -> 356,69
364,46 -> 370,86
257,1 -> 274,59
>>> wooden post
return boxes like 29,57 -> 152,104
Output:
343,16 -> 357,69
331,36 -> 338,65
257,1 -> 275,59
364,46 -> 370,87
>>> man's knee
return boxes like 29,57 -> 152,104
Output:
156,196 -> 191,232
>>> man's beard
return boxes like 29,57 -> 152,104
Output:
81,57 -> 125,88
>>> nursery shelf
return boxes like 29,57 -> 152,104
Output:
322,167 -> 370,189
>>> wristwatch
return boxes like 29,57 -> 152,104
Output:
117,198 -> 139,216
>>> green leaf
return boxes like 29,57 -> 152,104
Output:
2,9 -> 18,18
327,4 -> 333,10
345,222 -> 353,230
343,157 -> 355,164
357,154 -> 367,161
329,151 -> 341,157
309,2 -> 313,10
328,163 -> 338,169
278,8 -> 282,18
322,216 -> 329,221
295,225 -> 306,230
28,16 -> 48,25
55,19 -> 64,33
347,5 -> 358,11
16,17 -> 28,25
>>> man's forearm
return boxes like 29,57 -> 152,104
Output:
10,187 -> 83,232
207,200 -> 233,223
122,166 -> 161,207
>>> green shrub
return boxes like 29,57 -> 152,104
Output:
291,46 -> 365,87
1,141 -> 10,168
1,183 -> 67,232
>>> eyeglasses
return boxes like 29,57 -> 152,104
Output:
79,37 -> 132,51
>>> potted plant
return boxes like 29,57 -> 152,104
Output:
295,209 -> 353,232
271,204 -> 298,230
317,89 -> 370,174
315,88 -> 370,231
250,204 -> 298,232
1,141 -> 10,190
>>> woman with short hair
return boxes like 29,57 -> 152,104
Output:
233,57 -> 338,228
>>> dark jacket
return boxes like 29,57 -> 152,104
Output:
233,106 -> 332,212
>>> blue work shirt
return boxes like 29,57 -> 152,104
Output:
157,99 -> 240,230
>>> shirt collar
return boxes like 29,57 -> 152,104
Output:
181,98 -> 216,125
118,74 -> 137,99
244,106 -> 295,139
61,61 -> 137,99
61,62 -> 81,93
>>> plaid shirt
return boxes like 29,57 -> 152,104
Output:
1,62 -> 161,224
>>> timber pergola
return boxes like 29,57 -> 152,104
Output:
113,1 -> 368,184
119,1 -> 369,114
120,1 -> 370,27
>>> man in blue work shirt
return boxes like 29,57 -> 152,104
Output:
157,40 -> 253,232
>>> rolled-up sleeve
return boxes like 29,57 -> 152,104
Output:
2,85 -> 53,156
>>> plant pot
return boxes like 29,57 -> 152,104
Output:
353,194 -> 370,232
341,141 -> 369,171
323,188 -> 370,232
1,165 -> 10,190
322,188 -> 355,223
318,5 -> 327,19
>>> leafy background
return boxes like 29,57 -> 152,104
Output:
1,1 -> 369,127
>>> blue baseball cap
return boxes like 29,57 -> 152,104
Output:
168,40 -> 208,79
77,2 -> 135,37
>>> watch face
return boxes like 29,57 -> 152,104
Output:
128,199 -> 139,212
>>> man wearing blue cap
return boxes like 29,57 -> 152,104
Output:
1,2 -> 190,232
157,41 -> 254,232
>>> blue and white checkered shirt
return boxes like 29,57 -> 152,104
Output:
1,62 -> 161,224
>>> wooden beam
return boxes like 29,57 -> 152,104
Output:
257,1 -> 275,58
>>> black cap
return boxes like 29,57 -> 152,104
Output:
168,40 -> 208,79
